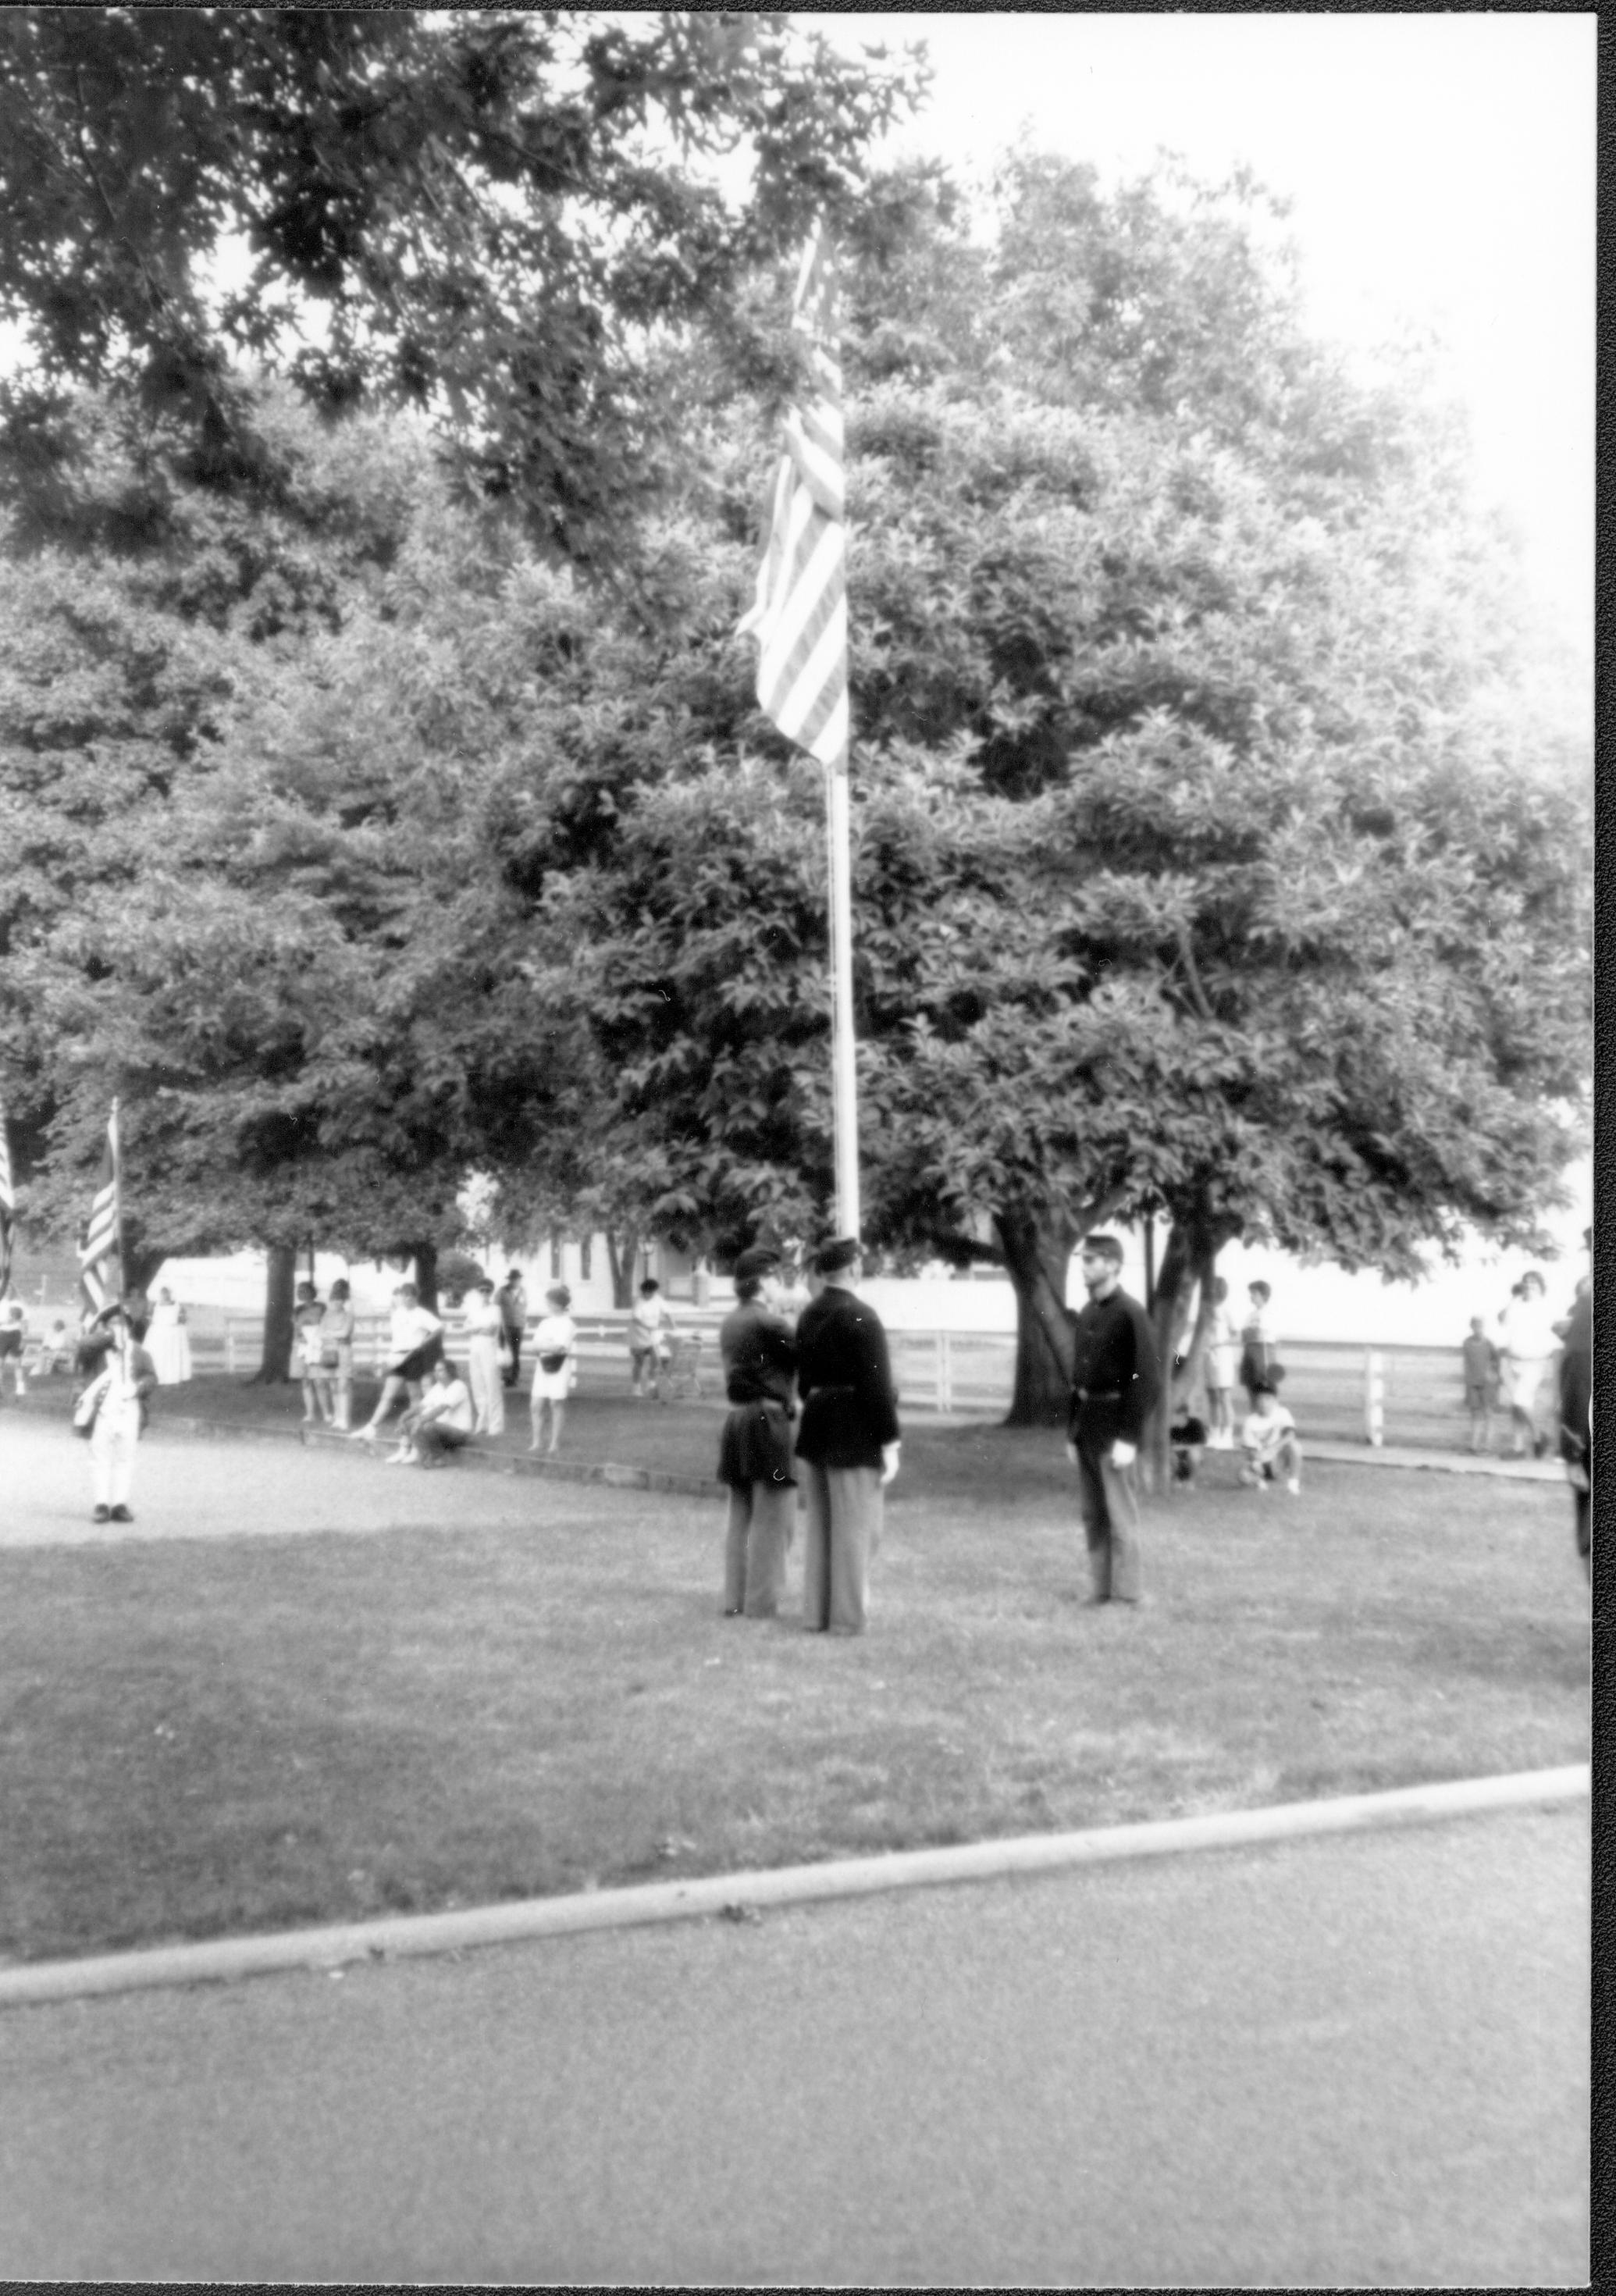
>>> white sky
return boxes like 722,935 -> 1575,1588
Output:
827,11 -> 1594,666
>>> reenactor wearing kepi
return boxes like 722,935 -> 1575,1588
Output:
716,1244 -> 799,1619
793,1237 -> 901,1635
1066,1233 -> 1161,1604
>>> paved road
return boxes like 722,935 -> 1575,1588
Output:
0,1803 -> 1586,2287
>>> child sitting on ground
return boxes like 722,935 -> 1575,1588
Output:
1169,1354 -> 1207,1485
1240,1378 -> 1301,1495
1460,1315 -> 1499,1456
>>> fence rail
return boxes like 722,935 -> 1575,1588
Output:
180,1319 -> 1493,1452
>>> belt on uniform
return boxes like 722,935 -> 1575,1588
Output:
1075,1389 -> 1121,1402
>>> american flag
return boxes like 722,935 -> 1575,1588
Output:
0,1091 -> 13,1298
739,221 -> 848,773
78,1103 -> 122,1317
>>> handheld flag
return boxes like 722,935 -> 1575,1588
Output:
739,220 -> 848,773
78,1102 -> 123,1318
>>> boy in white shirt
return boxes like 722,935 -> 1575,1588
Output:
1240,1379 -> 1301,1495
627,1277 -> 677,1401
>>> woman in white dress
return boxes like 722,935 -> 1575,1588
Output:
146,1287 -> 193,1386
462,1276 -> 507,1436
1497,1271 -> 1559,1458
529,1283 -> 576,1455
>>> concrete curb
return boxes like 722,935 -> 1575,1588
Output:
0,1764 -> 1586,2013
300,1424 -> 716,1497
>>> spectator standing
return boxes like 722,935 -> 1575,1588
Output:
1557,1273 -> 1591,1579
628,1277 -> 676,1401
293,1280 -> 330,1424
1203,1276 -> 1240,1447
793,1239 -> 900,1636
529,1283 -> 576,1454
1066,1234 -> 1161,1605
462,1276 -> 507,1435
390,1358 -> 476,1466
77,1303 -> 157,1524
0,1295 -> 27,1397
1240,1380 -> 1303,1495
1461,1316 -> 1500,1455
351,1283 -> 443,1443
497,1270 -> 529,1391
1497,1272 -> 1558,1458
1238,1281 -> 1280,1415
319,1279 -> 356,1431
716,1245 -> 798,1619
145,1287 -> 193,1386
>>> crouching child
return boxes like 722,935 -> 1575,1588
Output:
1240,1378 -> 1301,1495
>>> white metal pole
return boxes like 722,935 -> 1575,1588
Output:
824,758 -> 861,1242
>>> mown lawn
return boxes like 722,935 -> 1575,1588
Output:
0,1422 -> 1587,1966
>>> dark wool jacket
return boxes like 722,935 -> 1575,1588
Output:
1066,1286 -> 1161,1450
718,1300 -> 798,1409
793,1287 -> 901,1472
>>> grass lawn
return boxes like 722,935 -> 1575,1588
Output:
0,1422 -> 1587,1967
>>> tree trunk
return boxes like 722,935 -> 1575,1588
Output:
1148,1212 -> 1240,1486
996,1207 -> 1078,1428
257,1243 -> 297,1383
607,1226 -> 641,1310
1144,1222 -> 1196,1492
409,1239 -> 440,1316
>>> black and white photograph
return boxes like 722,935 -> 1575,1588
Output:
0,9 -> 1592,2285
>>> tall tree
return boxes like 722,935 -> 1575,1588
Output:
478,158 -> 1590,1423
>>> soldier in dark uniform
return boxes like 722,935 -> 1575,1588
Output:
793,1238 -> 901,1635
1065,1233 -> 1161,1605
717,1244 -> 798,1618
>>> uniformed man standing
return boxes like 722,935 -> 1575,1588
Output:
716,1244 -> 798,1618
793,1238 -> 901,1635
1066,1233 -> 1161,1605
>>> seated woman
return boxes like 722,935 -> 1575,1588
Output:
390,1359 -> 475,1466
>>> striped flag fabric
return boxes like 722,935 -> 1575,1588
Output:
77,1103 -> 122,1318
738,220 -> 849,773
0,1091 -> 13,1297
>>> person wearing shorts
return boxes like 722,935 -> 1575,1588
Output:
351,1282 -> 443,1443
1203,1276 -> 1239,1447
628,1277 -> 675,1400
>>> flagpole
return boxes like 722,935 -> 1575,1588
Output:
824,759 -> 860,1242
739,218 -> 861,1246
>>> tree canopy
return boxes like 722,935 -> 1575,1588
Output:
0,8 -> 924,557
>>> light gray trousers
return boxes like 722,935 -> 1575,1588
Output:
799,1462 -> 883,1634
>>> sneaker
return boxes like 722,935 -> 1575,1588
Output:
109,1504 -> 133,1523
92,1504 -> 110,1523
1285,1477 -> 1301,1495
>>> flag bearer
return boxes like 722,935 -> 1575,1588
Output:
80,1302 -> 157,1525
